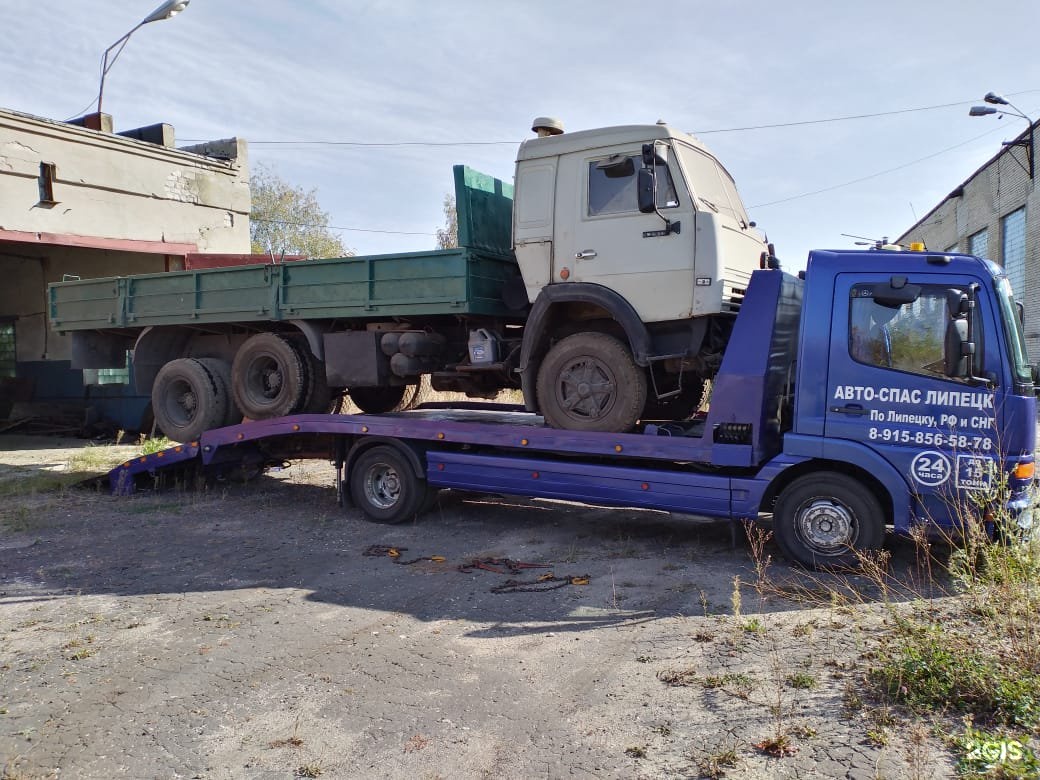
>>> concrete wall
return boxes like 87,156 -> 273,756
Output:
0,108 -> 252,417
0,108 -> 250,251
0,244 -> 169,363
898,124 -> 1038,360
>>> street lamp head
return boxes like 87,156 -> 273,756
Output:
984,91 -> 1009,106
141,0 -> 190,25
95,0 -> 191,115
969,106 -> 999,117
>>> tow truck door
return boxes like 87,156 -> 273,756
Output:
824,272 -> 1001,520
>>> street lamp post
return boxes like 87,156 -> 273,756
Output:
969,92 -> 1035,180
97,0 -> 190,114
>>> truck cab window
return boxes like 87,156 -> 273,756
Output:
849,286 -> 978,380
587,156 -> 677,216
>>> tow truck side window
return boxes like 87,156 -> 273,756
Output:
849,285 -> 980,381
587,156 -> 678,216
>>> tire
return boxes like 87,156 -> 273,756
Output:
231,333 -> 308,419
399,376 -> 432,411
196,357 -> 242,426
536,332 -> 646,432
349,445 -> 429,524
773,472 -> 885,569
297,344 -> 335,414
642,376 -> 706,421
151,358 -> 228,443
349,378 -> 426,416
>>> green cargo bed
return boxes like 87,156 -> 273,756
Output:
50,166 -> 522,331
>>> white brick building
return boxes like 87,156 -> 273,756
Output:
897,120 -> 1038,361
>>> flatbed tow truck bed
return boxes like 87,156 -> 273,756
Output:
109,406 -> 752,524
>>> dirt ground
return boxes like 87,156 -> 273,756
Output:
0,433 -> 985,779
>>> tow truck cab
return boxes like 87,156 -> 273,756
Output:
768,248 -> 1035,562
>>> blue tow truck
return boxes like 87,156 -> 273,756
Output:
111,248 -> 1036,568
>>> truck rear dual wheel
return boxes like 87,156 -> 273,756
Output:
297,343 -> 335,414
773,473 -> 884,569
231,333 -> 308,419
151,358 -> 229,443
196,358 -> 242,427
536,332 -> 646,433
349,445 -> 431,524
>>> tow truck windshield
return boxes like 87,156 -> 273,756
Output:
995,275 -> 1031,387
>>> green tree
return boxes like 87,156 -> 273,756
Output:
250,165 -> 351,258
436,194 -> 458,249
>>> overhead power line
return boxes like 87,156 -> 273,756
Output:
252,217 -> 436,236
748,125 -> 1008,209
183,90 -> 1038,147
694,99 -> 976,134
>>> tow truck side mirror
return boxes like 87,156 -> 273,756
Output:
637,168 -> 656,214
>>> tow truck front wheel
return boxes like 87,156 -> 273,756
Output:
773,473 -> 884,569
349,445 -> 430,524
536,332 -> 646,433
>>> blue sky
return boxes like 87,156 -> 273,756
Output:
3,1 -> 1039,268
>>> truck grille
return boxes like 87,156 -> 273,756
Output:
722,269 -> 752,313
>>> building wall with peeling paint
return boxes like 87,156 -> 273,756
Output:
0,108 -> 250,251
0,108 -> 251,421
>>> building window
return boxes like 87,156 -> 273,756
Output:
968,229 -> 989,259
1001,207 -> 1026,299
38,162 -> 57,205
0,322 -> 15,378
82,351 -> 131,386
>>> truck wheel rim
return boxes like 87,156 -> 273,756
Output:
166,379 -> 198,425
364,463 -> 401,509
246,357 -> 283,402
795,498 -> 855,553
557,357 -> 615,419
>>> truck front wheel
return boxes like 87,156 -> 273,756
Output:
349,445 -> 430,523
152,358 -> 229,442
536,332 -> 646,432
231,333 -> 308,419
773,473 -> 884,569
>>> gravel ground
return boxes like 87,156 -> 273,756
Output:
0,432 -> 1010,779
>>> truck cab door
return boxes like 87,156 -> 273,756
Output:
552,148 -> 695,323
824,272 -> 1002,524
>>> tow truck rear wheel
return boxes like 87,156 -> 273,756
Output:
536,332 -> 646,433
773,472 -> 884,569
231,333 -> 308,419
152,358 -> 228,443
349,445 -> 430,524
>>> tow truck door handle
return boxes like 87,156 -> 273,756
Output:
830,404 -> 869,416
575,249 -> 597,259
